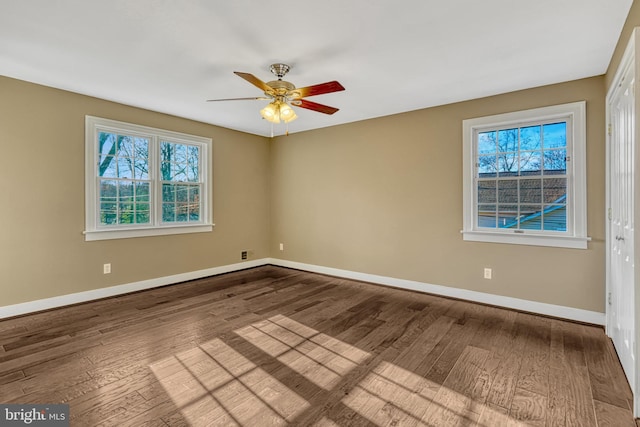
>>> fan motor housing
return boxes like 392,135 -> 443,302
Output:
266,80 -> 295,95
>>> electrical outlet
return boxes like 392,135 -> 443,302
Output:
484,268 -> 492,279
103,263 -> 111,274
279,243 -> 284,251
241,251 -> 248,260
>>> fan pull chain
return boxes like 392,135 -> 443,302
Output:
270,123 -> 274,138
286,123 -> 289,136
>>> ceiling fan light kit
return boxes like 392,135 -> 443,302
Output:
260,100 -> 298,124
208,63 -> 345,129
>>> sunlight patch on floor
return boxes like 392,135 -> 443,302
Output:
150,338 -> 309,425
150,315 -> 526,426
342,356 -> 527,426
235,316 -> 369,390
150,315 -> 371,425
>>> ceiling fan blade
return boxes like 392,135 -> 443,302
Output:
292,99 -> 339,115
207,97 -> 270,102
234,72 -> 273,93
294,81 -> 345,98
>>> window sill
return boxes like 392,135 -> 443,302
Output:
461,230 -> 590,249
84,223 -> 214,241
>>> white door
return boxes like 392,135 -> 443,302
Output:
608,50 -> 636,406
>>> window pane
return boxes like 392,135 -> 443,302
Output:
478,180 -> 496,204
478,155 -> 497,177
189,204 -> 200,221
119,209 -> 135,224
477,204 -> 496,228
100,201 -> 116,211
117,157 -> 133,179
498,180 -> 517,203
134,137 -> 149,153
189,187 -> 201,221
98,132 -> 116,174
136,211 -> 150,224
117,135 -> 133,156
478,131 -> 497,154
497,128 -> 518,153
543,122 -> 567,149
161,142 -> 174,161
172,163 -> 187,182
118,181 -> 134,202
99,180 -> 117,202
189,186 -> 200,203
134,158 -> 148,180
101,211 -> 117,225
118,199 -> 133,210
162,203 -> 176,222
519,179 -> 541,204
498,205 -> 518,228
174,144 -> 187,163
100,201 -> 117,226
162,184 -> 176,202
135,182 -> 149,202
135,201 -> 149,211
176,185 -> 189,202
519,151 -> 541,176
187,161 -> 199,182
98,132 -> 116,160
176,204 -> 189,222
188,146 -> 200,180
543,205 -> 567,231
133,138 -> 149,179
519,205 -> 542,230
498,153 -> 518,176
544,149 -> 566,174
99,155 -> 117,178
160,143 -> 174,180
160,161 -> 172,181
543,178 -> 567,204
520,126 -> 541,151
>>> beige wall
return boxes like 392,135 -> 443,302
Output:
6,10 -> 629,312
0,76 -> 270,306
270,77 -> 606,312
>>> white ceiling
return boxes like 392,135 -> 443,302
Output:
0,1 -> 633,137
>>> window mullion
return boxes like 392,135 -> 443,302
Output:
516,128 -> 521,230
150,135 -> 159,227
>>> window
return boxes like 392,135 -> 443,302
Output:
462,102 -> 589,249
85,116 -> 212,241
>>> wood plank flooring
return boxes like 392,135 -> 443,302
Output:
0,265 -> 635,426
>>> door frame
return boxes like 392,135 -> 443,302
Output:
606,26 -> 640,416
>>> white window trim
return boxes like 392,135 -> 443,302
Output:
84,116 -> 213,241
461,101 -> 590,249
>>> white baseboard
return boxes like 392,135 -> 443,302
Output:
1,257 -> 605,325
267,258 -> 606,325
0,259 -> 270,320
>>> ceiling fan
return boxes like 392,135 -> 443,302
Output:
207,63 -> 345,125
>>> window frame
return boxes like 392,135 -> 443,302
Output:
85,116 -> 213,241
461,101 -> 589,249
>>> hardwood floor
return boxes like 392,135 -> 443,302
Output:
0,265 -> 635,426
